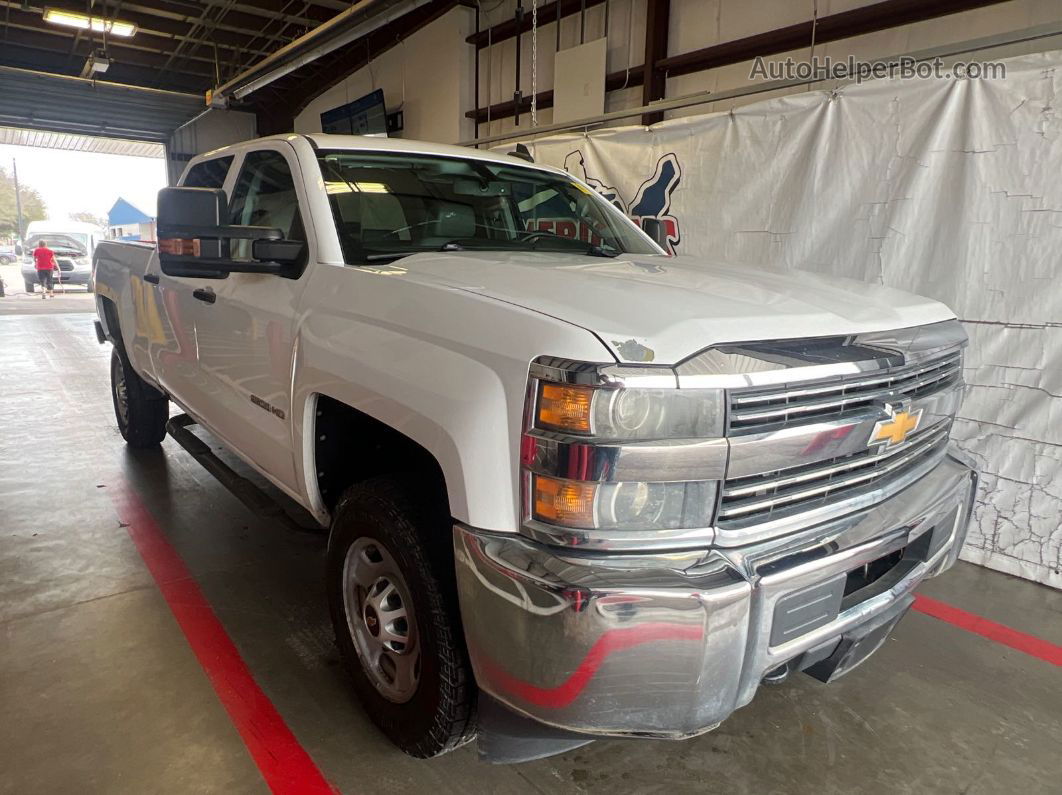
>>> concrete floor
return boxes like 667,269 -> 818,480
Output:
1,304 -> 1060,794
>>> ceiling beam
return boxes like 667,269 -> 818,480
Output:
0,41 -> 208,91
0,18 -> 220,76
0,2 -> 280,62
117,0 -> 317,39
148,0 -> 335,29
150,0 -> 228,88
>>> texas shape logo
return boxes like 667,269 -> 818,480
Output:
563,150 -> 682,254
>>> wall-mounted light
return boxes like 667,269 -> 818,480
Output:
43,7 -> 138,38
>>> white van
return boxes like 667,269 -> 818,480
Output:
21,220 -> 105,292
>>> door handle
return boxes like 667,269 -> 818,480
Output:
144,273 -> 160,284
193,287 -> 216,304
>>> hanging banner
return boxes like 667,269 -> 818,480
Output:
503,50 -> 1062,587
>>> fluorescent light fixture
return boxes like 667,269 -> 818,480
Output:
43,7 -> 138,37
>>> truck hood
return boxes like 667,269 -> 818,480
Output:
380,251 -> 955,364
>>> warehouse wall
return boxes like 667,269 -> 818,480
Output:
663,0 -> 1062,117
473,0 -> 1062,140
294,6 -> 475,143
512,49 -> 1062,588
473,0 -> 644,140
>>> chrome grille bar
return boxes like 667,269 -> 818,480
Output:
729,352 -> 961,432
719,422 -> 951,522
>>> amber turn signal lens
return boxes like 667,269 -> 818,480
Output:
537,383 -> 593,433
532,475 -> 597,527
158,238 -> 198,256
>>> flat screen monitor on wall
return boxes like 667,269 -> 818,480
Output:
321,89 -> 388,136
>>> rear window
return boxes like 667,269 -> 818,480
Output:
182,156 -> 234,188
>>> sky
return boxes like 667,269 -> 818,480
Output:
0,143 -> 167,224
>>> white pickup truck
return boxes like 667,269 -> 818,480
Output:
93,133 -> 977,762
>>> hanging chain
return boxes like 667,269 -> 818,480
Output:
531,0 -> 538,127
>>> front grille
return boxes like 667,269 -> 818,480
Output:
728,352 -> 962,434
57,259 -> 75,271
718,421 -> 951,527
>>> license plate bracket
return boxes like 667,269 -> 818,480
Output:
803,593 -> 915,683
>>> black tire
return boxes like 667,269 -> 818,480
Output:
25,280 -> 35,293
327,477 -> 476,757
110,346 -> 168,448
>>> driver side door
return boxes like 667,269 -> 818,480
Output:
188,143 -> 312,495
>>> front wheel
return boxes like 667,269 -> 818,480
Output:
25,280 -> 35,293
327,477 -> 476,757
110,347 -> 168,448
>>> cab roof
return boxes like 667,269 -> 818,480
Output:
199,133 -> 562,176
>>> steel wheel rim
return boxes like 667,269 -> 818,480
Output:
113,357 -> 130,427
342,537 -> 420,703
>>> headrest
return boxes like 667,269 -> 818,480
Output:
429,203 -> 475,239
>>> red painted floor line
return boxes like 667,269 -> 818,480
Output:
110,482 -> 337,795
913,593 -> 1062,667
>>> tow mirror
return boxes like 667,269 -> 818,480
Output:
252,239 -> 305,263
640,218 -> 670,252
156,187 -> 303,277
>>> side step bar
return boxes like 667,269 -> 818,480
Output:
166,414 -> 319,534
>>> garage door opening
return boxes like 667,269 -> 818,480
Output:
0,126 -> 165,306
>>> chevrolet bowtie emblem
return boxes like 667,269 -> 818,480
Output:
869,405 -> 922,449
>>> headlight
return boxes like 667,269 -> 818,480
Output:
522,358 -> 726,549
531,474 -> 717,531
534,382 -> 724,440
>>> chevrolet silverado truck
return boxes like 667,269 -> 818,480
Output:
92,134 -> 977,762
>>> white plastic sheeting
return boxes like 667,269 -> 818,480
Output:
510,50 -> 1062,587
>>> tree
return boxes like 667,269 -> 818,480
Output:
70,211 -> 107,228
0,165 -> 47,239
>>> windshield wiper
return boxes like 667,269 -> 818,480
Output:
363,239 -> 614,263
364,241 -> 466,263
364,252 -> 417,262
585,244 -> 618,258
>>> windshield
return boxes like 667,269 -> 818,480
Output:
316,150 -> 660,264
27,233 -> 89,256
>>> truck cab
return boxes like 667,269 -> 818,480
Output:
92,133 -> 977,761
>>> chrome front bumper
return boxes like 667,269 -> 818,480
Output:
454,451 -> 977,739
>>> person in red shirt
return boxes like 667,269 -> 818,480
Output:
32,240 -> 58,299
